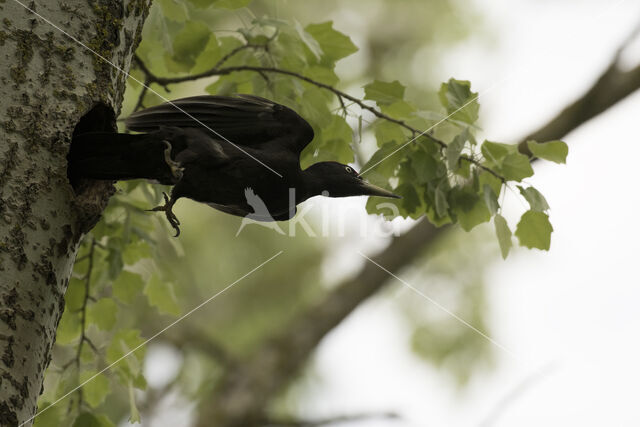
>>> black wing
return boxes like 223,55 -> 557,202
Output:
125,94 -> 315,154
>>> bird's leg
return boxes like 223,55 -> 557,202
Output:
148,192 -> 181,237
162,140 -> 184,181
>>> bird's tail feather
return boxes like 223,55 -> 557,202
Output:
68,131 -> 177,184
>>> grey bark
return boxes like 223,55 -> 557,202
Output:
0,1 -> 148,425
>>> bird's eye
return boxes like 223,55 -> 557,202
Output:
345,166 -> 353,174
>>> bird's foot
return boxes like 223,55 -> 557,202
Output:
148,192 -> 181,237
162,140 -> 184,181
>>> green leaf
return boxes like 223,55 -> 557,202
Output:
447,130 -> 467,171
34,401 -> 67,427
515,210 -> 553,250
361,142 -> 399,186
451,188 -> 491,231
304,65 -> 340,86
501,152 -> 534,181
56,310 -> 80,345
295,20 -> 323,60
72,413 -> 114,427
410,149 -> 444,184
80,343 -> 96,364
271,31 -> 308,70
363,80 -> 405,106
478,170 -> 503,196
373,120 -> 406,146
438,78 -> 479,124
482,140 -> 534,181
157,0 -> 189,22
299,86 -> 333,128
105,249 -> 123,280
65,277 -> 86,312
113,271 -> 146,304
205,70 -> 254,95
374,120 -> 406,145
128,381 -> 141,423
305,21 -> 358,64
481,140 -> 513,165
106,329 -> 146,379
380,100 -> 416,119
456,157 -> 472,178
393,183 -> 422,218
457,199 -> 491,231
191,35 -> 221,74
192,35 -> 243,74
170,21 -> 211,70
518,186 -> 549,212
483,184 -> 499,215
87,298 -> 118,331
397,160 -> 416,182
527,140 -> 568,164
122,238 -> 153,265
81,372 -> 110,409
308,115 -> 354,165
423,206 -> 453,227
144,275 -> 181,316
494,214 -> 512,259
435,187 -> 449,218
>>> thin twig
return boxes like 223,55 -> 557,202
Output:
212,42 -> 265,70
62,238 -> 101,410
133,56 -> 505,181
133,79 -> 150,113
163,328 -> 235,367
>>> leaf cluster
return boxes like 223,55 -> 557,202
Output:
37,183 -> 183,426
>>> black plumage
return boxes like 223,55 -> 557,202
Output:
69,95 -> 399,235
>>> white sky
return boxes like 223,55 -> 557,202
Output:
294,1 -> 640,426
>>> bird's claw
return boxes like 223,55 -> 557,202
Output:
148,192 -> 181,237
162,140 -> 184,181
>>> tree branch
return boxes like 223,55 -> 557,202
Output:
518,27 -> 640,155
198,220 -> 443,426
130,37 -> 269,114
197,23 -> 640,426
132,56 -> 506,181
163,328 -> 235,367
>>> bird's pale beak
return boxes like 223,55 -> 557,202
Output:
359,181 -> 401,199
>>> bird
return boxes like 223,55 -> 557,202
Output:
69,94 -> 400,236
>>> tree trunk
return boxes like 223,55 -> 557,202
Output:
0,1 -> 148,424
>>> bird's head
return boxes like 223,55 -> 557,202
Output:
303,161 -> 400,199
